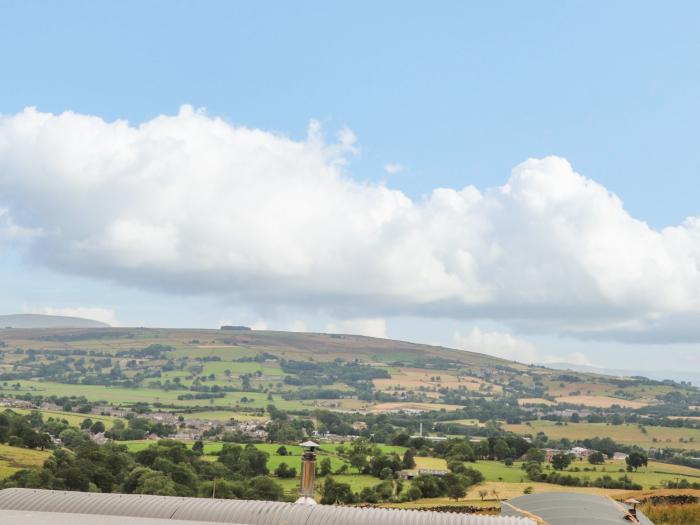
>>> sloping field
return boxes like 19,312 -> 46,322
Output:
368,401 -> 464,413
504,421 -> 700,450
0,444 -> 50,479
554,395 -> 651,409
517,398 -> 556,406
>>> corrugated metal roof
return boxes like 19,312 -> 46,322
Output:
0,489 -> 534,525
0,509 -> 250,525
502,492 -> 655,525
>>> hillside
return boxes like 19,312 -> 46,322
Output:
1,326 -> 699,509
0,327 -> 697,418
0,314 -> 109,329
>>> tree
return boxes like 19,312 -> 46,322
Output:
525,448 -> 545,463
319,457 -> 332,477
478,489 -> 488,501
274,462 -> 296,478
402,448 -> 416,469
80,418 -> 93,430
626,451 -> 648,471
551,453 -> 572,471
245,476 -> 284,501
588,451 -> 605,465
276,445 -> 288,456
136,470 -> 177,496
349,452 -> 368,473
446,479 -> 466,501
192,440 -> 204,456
405,485 -> 422,501
90,421 -> 106,434
218,443 -> 269,477
492,439 -> 511,461
319,477 -> 356,504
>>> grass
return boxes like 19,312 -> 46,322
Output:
12,408 -> 121,429
0,443 -> 51,480
558,459 -> 700,490
642,503 -> 700,525
414,457 -> 448,469
177,410 -> 268,422
504,420 -> 700,451
0,381 -> 313,411
117,441 -> 352,473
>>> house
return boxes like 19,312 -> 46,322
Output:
568,446 -> 592,460
542,448 -> 565,462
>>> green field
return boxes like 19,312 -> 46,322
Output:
504,421 -> 700,451
12,408 -> 121,429
0,444 -> 51,480
276,474 -> 381,495
0,381 -> 312,411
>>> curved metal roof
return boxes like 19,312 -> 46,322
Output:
0,488 -> 534,525
502,492 -> 655,525
0,509 -> 249,525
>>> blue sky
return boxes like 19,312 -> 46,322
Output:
1,1 -> 700,377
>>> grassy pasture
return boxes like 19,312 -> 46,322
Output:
0,381 -> 312,411
414,456 -> 448,469
504,420 -> 700,450
0,443 -> 51,480
12,408 -> 120,429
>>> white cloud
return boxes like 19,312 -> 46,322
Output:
288,320 -> 307,332
567,351 -> 594,366
2,107 -> 700,342
326,318 -> 388,338
0,208 -> 41,243
384,163 -> 404,174
37,306 -> 119,326
251,320 -> 269,331
453,327 -> 538,363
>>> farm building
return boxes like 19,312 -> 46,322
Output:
0,488 -> 656,524
0,488 -> 534,525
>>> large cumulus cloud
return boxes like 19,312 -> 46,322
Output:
1,106 -> 700,342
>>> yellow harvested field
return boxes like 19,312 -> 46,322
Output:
368,402 -> 463,413
554,395 -> 650,409
466,481 -> 632,501
384,483 -> 633,509
546,381 -> 614,397
414,457 -> 448,469
517,398 -> 556,406
373,368 -> 501,394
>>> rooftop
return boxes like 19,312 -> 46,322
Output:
501,492 -> 655,525
0,488 -> 534,525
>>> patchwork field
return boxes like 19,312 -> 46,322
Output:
373,367 -> 501,395
553,395 -> 651,409
368,402 -> 464,412
504,421 -> 700,450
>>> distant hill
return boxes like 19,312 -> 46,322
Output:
544,361 -> 700,387
0,314 -> 110,329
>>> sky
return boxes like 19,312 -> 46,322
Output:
1,1 -> 700,377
